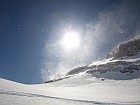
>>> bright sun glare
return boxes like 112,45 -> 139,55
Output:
62,31 -> 80,50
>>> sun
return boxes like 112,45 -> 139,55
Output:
62,31 -> 80,50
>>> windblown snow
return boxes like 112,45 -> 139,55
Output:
0,35 -> 140,105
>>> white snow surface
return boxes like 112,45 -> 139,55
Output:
89,57 -> 140,67
0,74 -> 140,105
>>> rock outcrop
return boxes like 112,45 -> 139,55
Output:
107,35 -> 140,59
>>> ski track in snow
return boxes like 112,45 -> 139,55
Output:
1,89 -> 140,105
0,89 -> 113,105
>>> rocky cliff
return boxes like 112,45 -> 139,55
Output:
107,35 -> 140,59
67,35 -> 140,80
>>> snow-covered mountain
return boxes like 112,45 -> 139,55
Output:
0,35 -> 140,105
65,35 -> 140,80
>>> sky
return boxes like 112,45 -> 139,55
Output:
0,0 -> 140,84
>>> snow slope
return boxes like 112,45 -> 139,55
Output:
0,78 -> 107,105
0,75 -> 140,105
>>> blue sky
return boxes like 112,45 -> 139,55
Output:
0,0 -> 140,84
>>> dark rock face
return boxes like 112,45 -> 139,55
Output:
67,66 -> 88,75
45,76 -> 71,83
107,36 -> 140,59
117,38 -> 140,58
86,35 -> 140,80
86,60 -> 140,74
